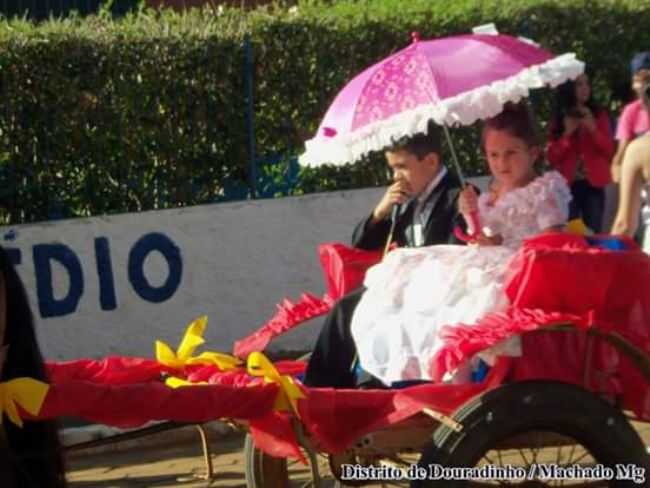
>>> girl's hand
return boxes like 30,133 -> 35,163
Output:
458,185 -> 479,217
563,115 -> 580,136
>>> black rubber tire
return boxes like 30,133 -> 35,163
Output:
412,381 -> 649,487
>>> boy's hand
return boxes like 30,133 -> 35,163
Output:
372,180 -> 412,221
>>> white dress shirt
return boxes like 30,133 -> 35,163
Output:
411,166 -> 447,246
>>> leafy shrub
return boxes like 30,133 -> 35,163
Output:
0,0 -> 648,224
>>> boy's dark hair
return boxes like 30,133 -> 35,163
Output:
386,120 -> 441,160
482,102 -> 540,149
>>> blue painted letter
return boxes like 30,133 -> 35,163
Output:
33,244 -> 84,318
95,237 -> 117,311
128,233 -> 182,303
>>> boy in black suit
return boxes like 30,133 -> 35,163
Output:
304,123 -> 465,388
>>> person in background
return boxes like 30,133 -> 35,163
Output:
547,73 -> 614,232
611,51 -> 650,182
0,246 -> 67,487
612,81 -> 650,253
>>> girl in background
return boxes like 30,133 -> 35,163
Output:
547,73 -> 614,233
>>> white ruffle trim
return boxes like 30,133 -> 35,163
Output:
301,53 -> 584,167
489,170 -> 572,220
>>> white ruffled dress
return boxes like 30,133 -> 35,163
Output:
350,171 -> 571,385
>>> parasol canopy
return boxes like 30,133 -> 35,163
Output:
301,32 -> 584,167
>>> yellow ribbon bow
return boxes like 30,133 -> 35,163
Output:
0,377 -> 49,427
247,352 -> 306,415
155,316 -> 242,371
566,218 -> 593,236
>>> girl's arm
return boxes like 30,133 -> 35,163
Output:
582,111 -> 615,156
546,120 -> 575,169
611,148 -> 643,237
611,140 -> 630,183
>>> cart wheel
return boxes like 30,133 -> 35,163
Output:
244,433 -> 345,488
245,433 -> 418,488
413,381 -> 648,487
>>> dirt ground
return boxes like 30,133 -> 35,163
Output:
66,422 -> 650,488
66,428 -> 248,488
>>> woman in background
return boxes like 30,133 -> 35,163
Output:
547,73 -> 614,233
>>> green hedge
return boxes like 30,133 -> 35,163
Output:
1,0 -> 649,224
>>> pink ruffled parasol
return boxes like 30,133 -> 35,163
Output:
301,32 -> 584,167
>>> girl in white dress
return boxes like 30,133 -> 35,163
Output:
350,103 -> 572,385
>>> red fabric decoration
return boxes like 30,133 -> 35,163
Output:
46,356 -> 172,385
430,233 -> 650,419
35,379 -> 280,428
233,293 -> 333,358
233,243 -> 382,357
318,243 -> 382,299
297,358 -> 511,454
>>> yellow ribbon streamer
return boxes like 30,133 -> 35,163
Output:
247,352 -> 306,415
164,376 -> 208,389
155,316 -> 242,371
0,377 -> 49,428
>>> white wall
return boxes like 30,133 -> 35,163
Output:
2,178 -> 489,361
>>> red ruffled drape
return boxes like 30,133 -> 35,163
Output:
430,233 -> 650,419
233,243 -> 382,357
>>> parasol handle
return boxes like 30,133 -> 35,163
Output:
383,203 -> 401,257
442,124 -> 466,186
441,125 -> 482,242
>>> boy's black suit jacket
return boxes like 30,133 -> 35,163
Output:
351,171 -> 466,250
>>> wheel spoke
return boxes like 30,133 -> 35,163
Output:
530,431 -> 541,465
567,448 -> 592,466
555,444 -> 564,465
495,447 -> 505,467
481,451 -> 497,465
516,448 -> 531,467
565,443 -> 578,464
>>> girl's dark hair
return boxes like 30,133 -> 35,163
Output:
481,101 -> 540,149
386,120 -> 441,160
0,246 -> 67,488
550,76 -> 602,140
